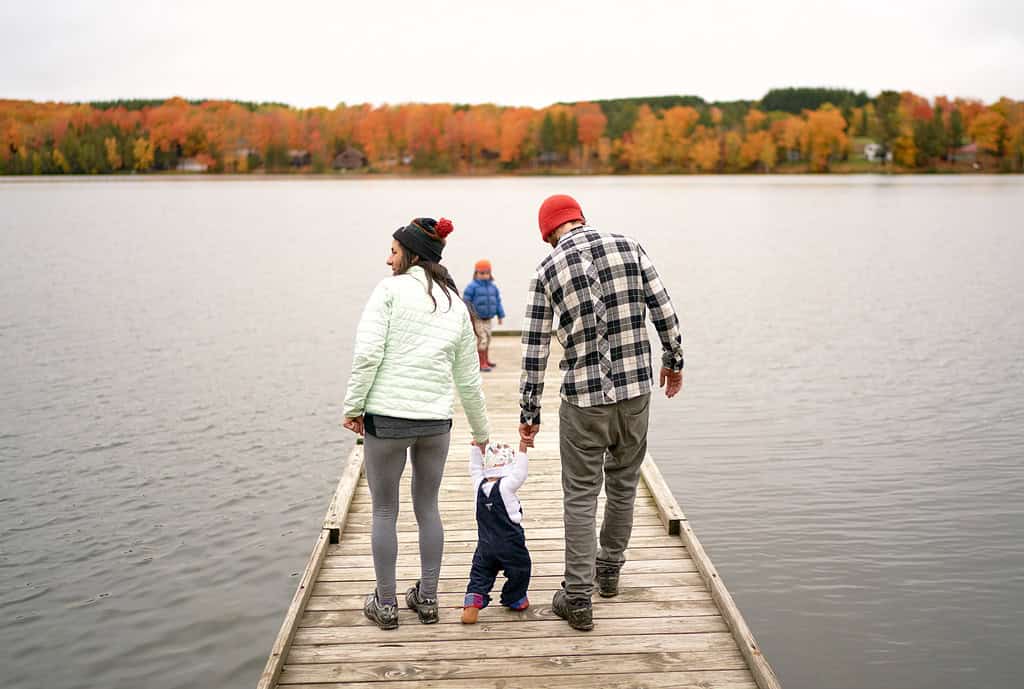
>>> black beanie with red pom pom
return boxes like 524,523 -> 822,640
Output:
393,217 -> 453,263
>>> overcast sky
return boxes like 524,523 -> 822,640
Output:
2,0 -> 1022,107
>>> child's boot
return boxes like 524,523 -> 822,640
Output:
462,593 -> 485,624
478,351 -> 492,372
486,348 -> 497,368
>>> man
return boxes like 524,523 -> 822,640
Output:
519,194 -> 684,631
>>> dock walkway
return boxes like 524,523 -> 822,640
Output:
258,336 -> 779,689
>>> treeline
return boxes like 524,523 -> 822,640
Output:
2,88 -> 1022,176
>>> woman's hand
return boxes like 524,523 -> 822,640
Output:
343,415 -> 365,436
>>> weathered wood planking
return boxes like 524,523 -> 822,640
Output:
261,335 -> 778,689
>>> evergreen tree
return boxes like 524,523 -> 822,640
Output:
949,109 -> 964,152
539,113 -> 556,158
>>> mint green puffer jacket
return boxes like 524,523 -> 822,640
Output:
343,266 -> 489,442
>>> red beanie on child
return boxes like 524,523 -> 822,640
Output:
538,194 -> 584,241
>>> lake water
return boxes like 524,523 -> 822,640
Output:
1,175 -> 1022,689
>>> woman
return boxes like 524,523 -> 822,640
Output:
342,216 -> 489,630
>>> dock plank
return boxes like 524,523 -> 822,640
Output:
278,669 -> 758,689
287,630 -> 737,663
279,653 -> 749,684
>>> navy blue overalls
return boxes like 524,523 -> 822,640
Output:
464,477 -> 532,609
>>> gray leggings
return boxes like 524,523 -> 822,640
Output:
363,431 -> 451,601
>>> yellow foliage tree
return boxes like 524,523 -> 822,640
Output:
969,110 -> 1007,154
690,127 -> 720,171
104,137 -> 122,170
776,116 -> 805,160
892,136 -> 917,167
802,107 -> 848,171
52,149 -> 71,173
724,131 -> 742,168
744,109 -> 766,132
740,130 -> 774,170
662,106 -> 699,167
759,135 -> 778,171
597,136 -> 613,166
629,105 -> 663,171
133,137 -> 154,171
1006,123 -> 1024,170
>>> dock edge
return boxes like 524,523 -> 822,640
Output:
641,453 -> 782,689
255,445 -> 365,689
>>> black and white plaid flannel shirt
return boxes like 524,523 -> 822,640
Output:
519,225 -> 684,425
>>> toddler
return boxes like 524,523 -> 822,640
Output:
461,441 -> 531,623
463,259 -> 505,371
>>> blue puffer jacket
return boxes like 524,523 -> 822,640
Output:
463,279 -> 505,320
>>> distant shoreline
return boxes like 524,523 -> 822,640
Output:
2,167 -> 1019,182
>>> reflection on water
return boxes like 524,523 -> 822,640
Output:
1,176 -> 1022,689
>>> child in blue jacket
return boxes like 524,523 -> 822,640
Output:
463,259 -> 505,371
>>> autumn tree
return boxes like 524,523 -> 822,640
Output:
574,102 -> 607,169
740,130 -> 775,171
104,137 -> 122,170
743,108 -> 767,132
802,106 -> 848,171
724,131 -> 742,169
133,137 -> 154,171
498,108 -> 532,165
690,126 -> 720,172
969,110 -> 1007,156
662,106 -> 699,168
628,105 -> 663,171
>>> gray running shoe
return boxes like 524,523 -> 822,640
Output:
552,587 -> 593,631
405,580 -> 439,624
363,590 -> 398,630
596,560 -> 622,598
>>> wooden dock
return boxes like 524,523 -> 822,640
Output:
258,335 -> 779,689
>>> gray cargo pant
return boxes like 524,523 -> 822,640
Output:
559,393 -> 651,600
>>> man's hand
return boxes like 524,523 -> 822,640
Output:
659,368 -> 683,399
519,423 -> 540,448
471,438 -> 489,450
343,415 -> 365,436
498,318 -> 504,325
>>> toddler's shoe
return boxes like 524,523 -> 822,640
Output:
462,592 -> 486,624
507,596 -> 529,611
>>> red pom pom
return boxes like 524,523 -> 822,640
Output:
435,217 -> 454,238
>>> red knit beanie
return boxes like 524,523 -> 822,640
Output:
538,194 -> 584,241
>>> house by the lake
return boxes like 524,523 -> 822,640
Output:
332,147 -> 366,170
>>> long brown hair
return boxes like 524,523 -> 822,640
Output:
393,245 -> 459,312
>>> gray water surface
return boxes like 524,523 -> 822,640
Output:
2,176 -> 1022,689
